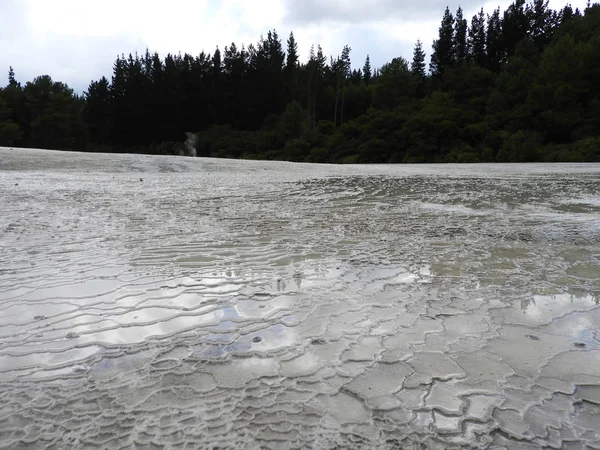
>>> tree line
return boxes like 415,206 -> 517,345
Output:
1,0 -> 599,163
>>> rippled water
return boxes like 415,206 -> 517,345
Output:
1,148 -> 600,449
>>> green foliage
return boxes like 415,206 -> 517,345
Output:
502,0 -> 530,58
373,57 -> 414,109
454,7 -> 469,63
284,138 -> 311,161
571,137 -> 600,161
84,76 -> 111,145
496,129 -> 544,161
0,122 -> 22,146
278,101 -> 309,140
0,96 -> 22,145
0,73 -> 86,150
529,33 -> 587,143
363,55 -> 372,84
411,40 -> 427,79
469,9 -> 487,66
486,8 -> 504,72
24,76 -> 88,150
431,7 -> 456,79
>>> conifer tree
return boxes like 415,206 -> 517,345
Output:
84,76 -> 112,146
502,0 -> 529,59
431,7 -> 456,78
411,39 -> 427,78
8,67 -> 16,86
468,9 -> 487,66
284,32 -> 299,103
285,32 -> 299,70
212,47 -> 222,75
363,55 -> 372,84
527,0 -> 557,50
339,45 -> 351,125
486,8 -> 503,72
454,7 -> 469,63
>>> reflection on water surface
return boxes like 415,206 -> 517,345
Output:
1,149 -> 599,448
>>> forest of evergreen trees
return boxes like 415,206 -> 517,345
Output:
1,0 -> 600,163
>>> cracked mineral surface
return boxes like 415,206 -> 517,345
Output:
1,147 -> 599,449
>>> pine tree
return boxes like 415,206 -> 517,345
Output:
285,32 -> 299,70
108,55 -> 128,146
502,0 -> 529,59
468,9 -> 487,66
267,30 -> 285,72
527,0 -> 557,50
411,39 -> 427,78
339,45 -> 351,125
332,55 -> 342,126
454,7 -> 468,63
313,45 -> 327,127
212,47 -> 222,75
558,4 -> 574,28
84,76 -> 112,146
363,55 -> 372,84
306,45 -> 316,126
8,66 -> 16,86
223,43 -> 241,74
431,7 -> 455,78
316,45 -> 327,73
284,32 -> 299,103
267,30 -> 286,115
486,8 -> 503,72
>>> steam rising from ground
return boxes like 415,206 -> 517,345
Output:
184,132 -> 197,157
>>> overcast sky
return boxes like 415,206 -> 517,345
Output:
0,0 -> 588,93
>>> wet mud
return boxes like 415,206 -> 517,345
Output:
1,148 -> 600,449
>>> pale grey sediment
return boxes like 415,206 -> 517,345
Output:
1,147 -> 599,449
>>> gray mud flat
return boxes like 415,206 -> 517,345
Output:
1,147 -> 600,449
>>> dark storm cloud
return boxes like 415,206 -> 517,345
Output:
282,0 -> 483,24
